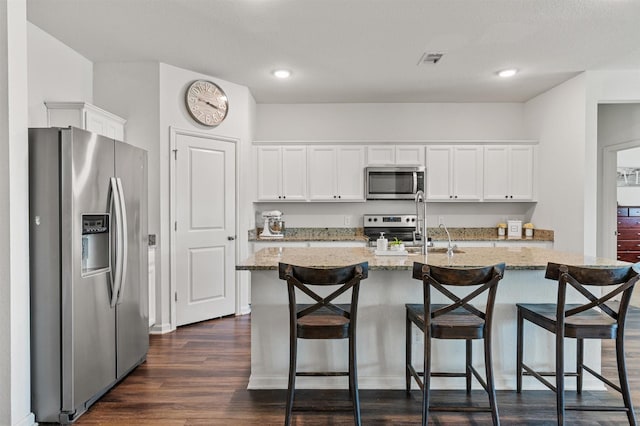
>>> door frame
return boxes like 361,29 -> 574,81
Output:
169,126 -> 239,330
600,138 -> 640,260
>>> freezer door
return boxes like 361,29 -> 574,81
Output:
61,128 -> 117,415
115,140 -> 149,378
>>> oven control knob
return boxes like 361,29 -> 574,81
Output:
374,218 -> 378,222
367,218 -> 372,222
411,218 -> 416,222
406,218 -> 410,222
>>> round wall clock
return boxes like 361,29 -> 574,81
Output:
185,80 -> 229,126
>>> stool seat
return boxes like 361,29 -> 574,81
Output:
406,303 -> 485,339
517,302 -> 618,339
297,304 -> 350,339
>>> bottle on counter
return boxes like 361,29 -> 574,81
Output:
377,232 -> 388,251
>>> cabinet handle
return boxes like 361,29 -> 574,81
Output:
278,196 -> 282,199
333,195 -> 337,198
283,195 -> 286,199
450,195 -> 453,199
510,195 -> 513,198
454,195 -> 458,199
505,195 -> 509,198
338,195 -> 341,199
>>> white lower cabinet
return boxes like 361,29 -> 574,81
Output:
308,146 -> 365,201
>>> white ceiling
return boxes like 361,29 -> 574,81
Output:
27,0 -> 640,104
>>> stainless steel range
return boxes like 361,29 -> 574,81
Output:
363,214 -> 418,246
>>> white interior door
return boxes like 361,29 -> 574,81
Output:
175,132 -> 236,326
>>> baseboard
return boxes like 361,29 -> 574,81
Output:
149,322 -> 174,334
14,412 -> 35,426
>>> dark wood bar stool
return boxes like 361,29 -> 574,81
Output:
278,262 -> 368,426
516,262 -> 640,425
406,262 -> 506,426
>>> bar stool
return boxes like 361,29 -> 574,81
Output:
278,262 -> 368,426
517,262 -> 640,425
406,262 -> 506,426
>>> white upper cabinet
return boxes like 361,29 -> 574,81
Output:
308,146 -> 365,201
395,145 -> 425,165
366,145 -> 425,166
257,146 -> 307,201
483,145 -> 536,201
45,101 -> 126,141
426,145 -> 483,201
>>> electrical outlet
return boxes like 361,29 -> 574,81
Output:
344,216 -> 351,226
438,216 -> 444,225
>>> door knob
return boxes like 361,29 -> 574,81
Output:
228,236 -> 235,241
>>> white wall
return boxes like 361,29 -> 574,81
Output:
255,102 -> 535,230
27,22 -> 92,127
256,103 -> 526,141
1,0 -> 34,424
158,63 -> 255,327
523,74 -> 587,253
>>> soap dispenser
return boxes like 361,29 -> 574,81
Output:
376,232 -> 388,251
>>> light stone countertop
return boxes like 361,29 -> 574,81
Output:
236,246 -> 628,271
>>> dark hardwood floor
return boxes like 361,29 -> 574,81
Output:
76,308 -> 640,425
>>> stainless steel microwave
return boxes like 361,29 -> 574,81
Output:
365,166 -> 425,200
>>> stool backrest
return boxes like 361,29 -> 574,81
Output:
279,262 -> 369,323
545,262 -> 640,323
412,262 -> 505,323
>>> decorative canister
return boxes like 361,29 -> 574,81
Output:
497,223 -> 507,237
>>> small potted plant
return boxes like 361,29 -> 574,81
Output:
389,237 -> 405,251
497,222 -> 507,237
523,223 -> 534,238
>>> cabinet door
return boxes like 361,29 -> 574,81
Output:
452,146 -> 483,200
509,145 -> 535,200
308,146 -> 337,200
257,147 -> 282,200
425,146 -> 453,200
336,146 -> 365,200
483,146 -> 510,200
366,146 -> 395,165
281,146 -> 307,200
396,145 -> 425,166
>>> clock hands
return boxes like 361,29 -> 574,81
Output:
198,97 -> 219,110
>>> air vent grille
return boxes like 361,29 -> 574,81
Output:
418,52 -> 444,65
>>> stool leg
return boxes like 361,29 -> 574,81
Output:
556,331 -> 565,426
616,330 -> 637,426
576,338 -> 583,394
285,336 -> 297,426
485,332 -> 500,426
466,339 -> 472,394
349,328 -> 361,426
406,310 -> 412,395
422,328 -> 431,426
516,308 -> 524,393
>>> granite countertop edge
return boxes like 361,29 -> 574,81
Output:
249,227 -> 554,243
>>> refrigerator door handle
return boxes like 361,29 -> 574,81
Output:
110,177 -> 124,308
115,177 -> 128,305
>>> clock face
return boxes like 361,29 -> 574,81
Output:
185,80 -> 228,126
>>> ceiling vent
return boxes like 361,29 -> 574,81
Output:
418,52 -> 444,65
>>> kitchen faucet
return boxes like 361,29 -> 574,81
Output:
439,222 -> 458,257
414,190 -> 428,254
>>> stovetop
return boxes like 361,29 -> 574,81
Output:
363,214 -> 418,244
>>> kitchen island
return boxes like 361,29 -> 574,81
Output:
237,247 -> 628,391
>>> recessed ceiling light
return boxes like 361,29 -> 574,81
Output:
497,68 -> 518,78
272,69 -> 291,79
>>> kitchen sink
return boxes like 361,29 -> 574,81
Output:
405,246 -> 465,254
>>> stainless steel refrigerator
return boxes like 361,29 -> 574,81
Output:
29,127 -> 149,424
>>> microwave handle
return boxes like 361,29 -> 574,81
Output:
413,172 -> 418,194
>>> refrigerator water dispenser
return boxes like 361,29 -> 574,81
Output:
81,214 -> 110,275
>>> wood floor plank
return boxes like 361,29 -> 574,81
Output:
75,308 -> 640,425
